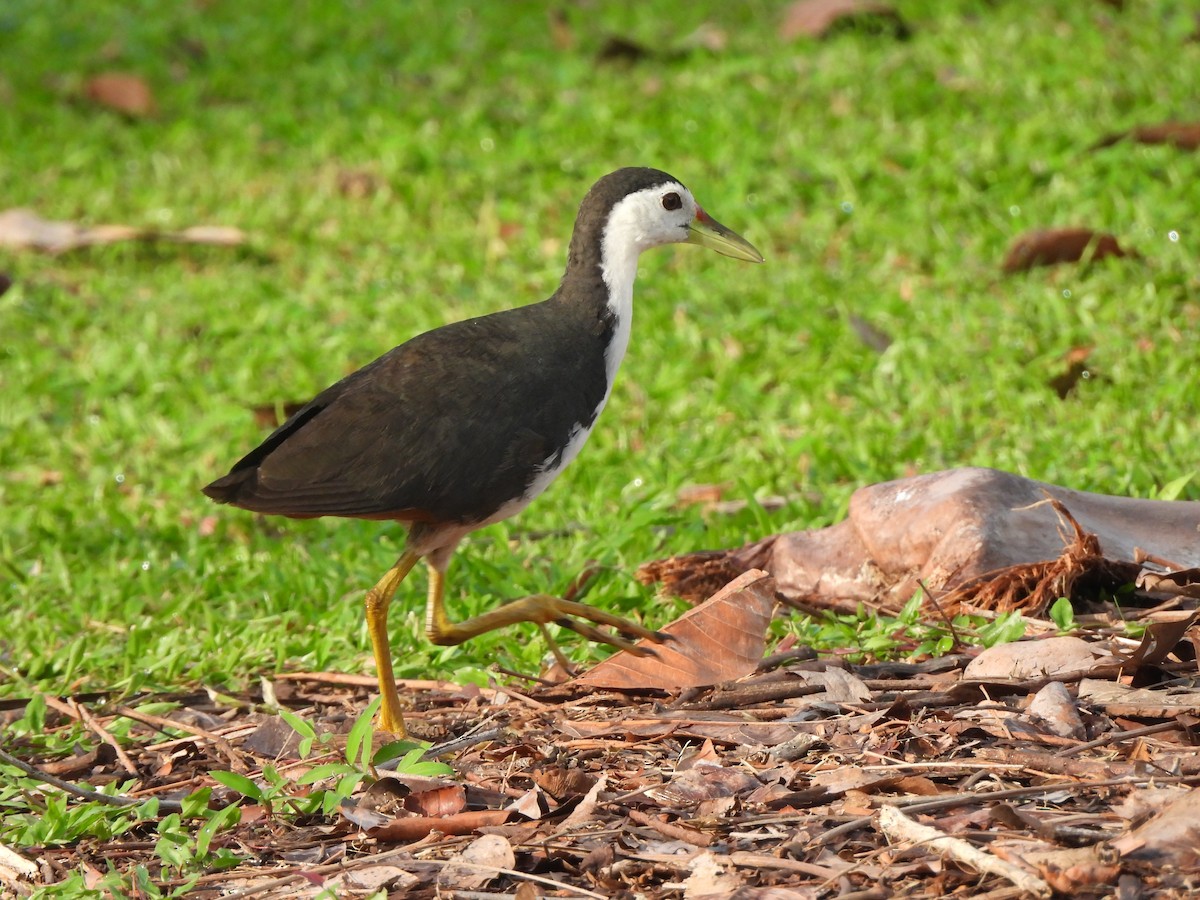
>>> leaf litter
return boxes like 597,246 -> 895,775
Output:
5,481 -> 1200,896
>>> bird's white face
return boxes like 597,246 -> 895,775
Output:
604,181 -> 698,253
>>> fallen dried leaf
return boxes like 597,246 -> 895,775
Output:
1137,567 -> 1200,600
555,774 -> 606,832
339,864 -> 419,893
404,784 -> 467,818
86,72 -> 156,117
1120,609 -> 1199,666
648,761 -> 761,807
574,570 -> 776,689
1027,681 -> 1085,739
1048,346 -> 1098,399
1002,227 -> 1130,273
440,833 -> 515,890
965,636 -> 1111,680
1078,679 -> 1200,718
1111,786 -> 1200,865
780,0 -> 909,40
1091,121 -> 1200,152
684,850 -> 745,897
367,809 -> 512,842
0,208 -> 246,254
507,786 -> 548,820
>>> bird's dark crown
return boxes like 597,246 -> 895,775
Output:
562,167 -> 685,287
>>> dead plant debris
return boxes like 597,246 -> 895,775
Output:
5,483 -> 1200,896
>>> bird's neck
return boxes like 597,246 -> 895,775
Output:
597,226 -> 638,389
559,218 -> 640,393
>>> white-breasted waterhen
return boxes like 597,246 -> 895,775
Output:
203,167 -> 763,736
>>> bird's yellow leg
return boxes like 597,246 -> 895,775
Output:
424,562 -> 664,658
365,549 -> 421,736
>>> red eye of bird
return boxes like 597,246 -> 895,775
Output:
662,192 -> 682,211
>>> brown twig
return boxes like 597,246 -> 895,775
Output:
1053,720 -> 1184,757
0,746 -> 183,814
114,705 -> 249,773
71,700 -> 139,776
811,772 -> 1200,847
626,808 -> 712,846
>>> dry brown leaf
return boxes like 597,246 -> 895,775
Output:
555,773 -> 606,832
574,570 -> 776,690
1078,679 -> 1200,718
339,865 -> 419,894
648,761 -> 761,807
1002,227 -> 1130,273
995,843 -> 1119,895
848,312 -> 893,352
507,786 -> 548,820
675,483 -> 728,509
367,809 -> 512,842
780,0 -> 909,41
1092,121 -> 1200,152
810,768 -> 900,796
86,72 -> 156,117
683,850 -> 745,898
1137,567 -> 1200,600
964,636 -> 1111,680
339,800 -> 390,831
0,208 -> 246,254
440,833 -> 515,890
533,765 -> 596,801
1049,346 -> 1098,399
404,784 -> 466,818
801,666 -> 871,703
1120,610 -> 1199,666
894,776 -> 943,796
596,35 -> 653,64
548,8 -> 575,51
1112,786 -> 1200,865
1027,681 -> 1085,739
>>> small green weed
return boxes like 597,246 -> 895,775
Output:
1048,597 -> 1078,633
787,595 -> 1028,662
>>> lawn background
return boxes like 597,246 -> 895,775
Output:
2,0 -> 1197,707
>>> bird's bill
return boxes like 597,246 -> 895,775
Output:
686,207 -> 764,263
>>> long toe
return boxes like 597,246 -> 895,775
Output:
552,616 -> 657,656
552,597 -> 663,642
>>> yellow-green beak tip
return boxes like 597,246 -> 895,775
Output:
686,208 -> 764,263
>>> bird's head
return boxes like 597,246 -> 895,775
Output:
588,167 -> 764,265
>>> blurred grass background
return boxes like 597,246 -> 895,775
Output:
1,0 -> 1197,701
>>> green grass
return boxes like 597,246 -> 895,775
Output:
2,0 -> 1198,706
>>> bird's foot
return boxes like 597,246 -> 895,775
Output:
427,592 -> 668,660
518,593 -> 668,658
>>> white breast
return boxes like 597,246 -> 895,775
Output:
485,187 -> 667,523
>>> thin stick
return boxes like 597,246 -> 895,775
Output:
878,805 -> 1051,898
918,579 -> 964,648
1054,720 -> 1183,757
0,746 -> 182,814
217,847 -> 608,900
626,808 -> 712,847
71,700 -> 139,776
114,705 -> 247,773
811,771 -> 1200,847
